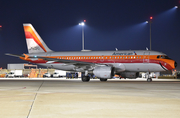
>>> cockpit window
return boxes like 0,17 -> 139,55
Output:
164,56 -> 171,59
157,55 -> 171,59
161,55 -> 165,59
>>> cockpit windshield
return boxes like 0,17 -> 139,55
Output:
157,55 -> 171,59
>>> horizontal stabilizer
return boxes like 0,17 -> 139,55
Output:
5,53 -> 23,57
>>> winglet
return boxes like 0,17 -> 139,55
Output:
23,53 -> 29,60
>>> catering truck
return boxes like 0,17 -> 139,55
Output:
6,70 -> 23,78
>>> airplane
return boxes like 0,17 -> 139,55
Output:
6,23 -> 177,82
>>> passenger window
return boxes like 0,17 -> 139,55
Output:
157,55 -> 160,58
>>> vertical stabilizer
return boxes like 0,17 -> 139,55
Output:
23,24 -> 52,53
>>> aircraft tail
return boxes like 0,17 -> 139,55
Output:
23,24 -> 52,53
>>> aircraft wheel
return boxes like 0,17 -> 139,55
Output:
82,76 -> 90,82
100,78 -> 107,82
147,78 -> 152,82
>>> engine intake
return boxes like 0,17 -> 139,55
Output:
93,66 -> 114,79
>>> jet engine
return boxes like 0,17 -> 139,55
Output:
120,72 -> 139,78
93,66 -> 114,79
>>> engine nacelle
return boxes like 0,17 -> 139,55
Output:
120,72 -> 139,78
93,66 -> 114,79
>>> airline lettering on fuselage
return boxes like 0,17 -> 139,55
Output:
29,46 -> 40,51
112,52 -> 133,55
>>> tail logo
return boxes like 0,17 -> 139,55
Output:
29,46 -> 41,51
23,24 -> 52,53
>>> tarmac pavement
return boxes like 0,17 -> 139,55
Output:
0,78 -> 180,118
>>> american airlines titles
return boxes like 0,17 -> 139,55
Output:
112,52 -> 134,55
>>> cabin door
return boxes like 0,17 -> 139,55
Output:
143,52 -> 150,63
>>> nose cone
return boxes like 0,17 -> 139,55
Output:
174,62 -> 177,68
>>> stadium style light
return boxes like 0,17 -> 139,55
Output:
149,16 -> 153,50
146,17 -> 153,50
79,20 -> 86,51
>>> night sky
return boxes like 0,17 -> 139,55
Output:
0,0 -> 180,70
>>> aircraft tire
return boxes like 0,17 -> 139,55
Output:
147,78 -> 152,82
82,76 -> 90,82
100,78 -> 107,82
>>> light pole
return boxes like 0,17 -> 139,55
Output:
149,17 -> 153,50
79,21 -> 85,51
146,17 -> 153,50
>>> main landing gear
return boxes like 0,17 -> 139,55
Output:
82,76 -> 90,82
81,71 -> 90,82
100,78 -> 107,82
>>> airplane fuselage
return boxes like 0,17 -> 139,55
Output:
20,50 -> 176,73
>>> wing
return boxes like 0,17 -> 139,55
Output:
6,53 -> 126,72
5,53 -> 103,70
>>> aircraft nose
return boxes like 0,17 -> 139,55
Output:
174,62 -> 177,68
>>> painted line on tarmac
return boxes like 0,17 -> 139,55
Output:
0,87 -> 26,91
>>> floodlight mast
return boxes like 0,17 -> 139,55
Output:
79,21 -> 85,51
146,17 -> 153,50
149,17 -> 153,50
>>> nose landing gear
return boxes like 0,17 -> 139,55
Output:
146,72 -> 152,82
147,78 -> 152,82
